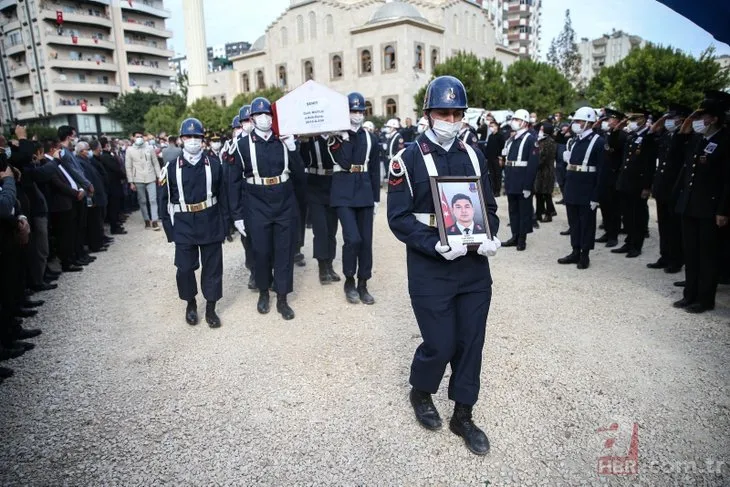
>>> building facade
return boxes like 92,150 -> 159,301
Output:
577,31 -> 644,86
0,0 -> 174,134
502,0 -> 541,59
225,0 -> 518,119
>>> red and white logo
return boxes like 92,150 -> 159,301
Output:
596,422 -> 639,475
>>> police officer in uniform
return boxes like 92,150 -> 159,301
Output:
458,118 -> 479,148
501,109 -> 539,250
328,92 -> 380,305
387,75 -> 500,456
207,132 -> 223,159
300,135 -> 340,284
228,97 -> 305,320
611,111 -> 657,258
384,119 -> 405,162
158,118 -> 229,328
557,107 -> 605,269
672,90 -> 730,314
595,109 -> 627,248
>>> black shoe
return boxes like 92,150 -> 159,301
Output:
645,229 -> 650,238
577,251 -> 590,270
647,259 -> 668,269
344,277 -> 360,304
276,294 -> 295,320
598,223 -> 605,230
110,228 -> 127,235
318,260 -> 332,285
559,229 -> 571,236
502,237 -> 517,247
409,388 -> 442,431
74,260 -> 90,267
89,247 -> 107,253
14,341 -> 35,352
0,344 -> 25,360
257,291 -> 270,314
673,280 -> 686,288
626,249 -> 641,258
550,210 -> 558,217
293,252 -> 306,267
672,298 -> 693,309
205,301 -> 221,328
605,239 -> 618,248
556,199 -> 565,205
664,265 -> 683,274
13,328 -> 41,340
327,261 -> 341,282
22,299 -> 44,308
0,366 -> 13,379
30,283 -> 57,292
540,215 -> 552,223
532,220 -> 540,229
357,279 -> 375,305
557,250 -> 580,265
611,244 -> 630,254
15,308 -> 37,318
62,265 -> 83,272
45,269 -> 61,278
247,273 -> 257,291
185,300 -> 198,325
595,233 -> 610,243
686,303 -> 714,314
449,403 -> 490,456
516,237 -> 526,251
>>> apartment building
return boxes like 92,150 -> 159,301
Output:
0,0 -> 174,134
577,31 -> 644,86
502,0 -> 541,59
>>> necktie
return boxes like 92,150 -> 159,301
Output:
464,228 -> 470,235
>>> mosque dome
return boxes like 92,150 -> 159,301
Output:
251,35 -> 266,51
368,1 -> 426,24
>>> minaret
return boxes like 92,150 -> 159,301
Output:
182,0 -> 208,104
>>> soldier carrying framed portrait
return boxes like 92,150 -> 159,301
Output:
429,176 -> 492,250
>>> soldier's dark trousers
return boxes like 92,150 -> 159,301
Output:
175,242 -> 223,302
681,216 -> 719,308
555,144 -> 567,195
297,201 -> 307,251
249,215 -> 297,295
620,194 -> 648,251
310,201 -> 338,261
410,288 -> 492,406
488,161 -> 502,196
337,206 -> 373,279
599,190 -> 621,239
241,234 -> 255,272
507,194 -> 533,237
656,199 -> 683,267
567,204 -> 596,251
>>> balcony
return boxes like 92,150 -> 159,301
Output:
8,65 -> 30,78
4,42 -> 25,56
2,19 -> 20,32
124,41 -> 173,58
40,9 -> 112,28
126,63 -> 172,77
122,21 -> 172,38
52,104 -> 108,115
15,108 -> 38,120
47,58 -> 118,72
45,34 -> 115,50
120,1 -> 170,19
52,80 -> 121,94
0,0 -> 16,10
13,87 -> 33,98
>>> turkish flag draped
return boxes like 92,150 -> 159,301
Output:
440,189 -> 454,227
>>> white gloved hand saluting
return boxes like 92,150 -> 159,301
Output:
563,150 -> 571,163
523,190 -> 531,199
477,236 -> 501,257
280,135 -> 296,152
435,241 -> 467,261
373,201 -> 379,216
234,219 -> 246,237
590,201 -> 599,211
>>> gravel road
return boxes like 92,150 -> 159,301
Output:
1,193 -> 728,486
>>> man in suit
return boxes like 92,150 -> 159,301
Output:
446,193 -> 485,235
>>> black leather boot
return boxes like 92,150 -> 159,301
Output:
276,293 -> 295,320
357,279 -> 375,305
557,249 -> 580,264
577,250 -> 590,269
257,290 -> 270,314
205,301 -> 221,328
450,403 -> 490,455
185,299 -> 198,325
516,234 -> 527,251
344,277 -> 360,304
247,273 -> 257,291
502,236 -> 517,247
318,260 -> 332,285
409,388 -> 442,430
327,260 -> 341,282
294,252 -> 306,267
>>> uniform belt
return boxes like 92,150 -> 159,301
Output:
413,212 -> 437,227
172,196 -> 217,213
246,173 -> 290,185
566,164 -> 597,173
505,160 -> 528,167
333,164 -> 367,173
306,168 -> 333,176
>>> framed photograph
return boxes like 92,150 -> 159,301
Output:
429,176 -> 492,250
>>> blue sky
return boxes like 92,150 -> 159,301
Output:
165,0 -> 730,59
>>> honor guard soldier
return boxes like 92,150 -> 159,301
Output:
158,118 -> 229,328
387,75 -> 500,456
611,111 -> 658,258
207,133 -> 223,159
385,118 -> 405,161
458,118 -> 479,147
595,109 -> 627,248
501,109 -> 539,250
672,90 -> 730,314
327,92 -> 381,304
557,107 -> 605,269
221,116 -> 240,160
300,135 -> 340,284
228,97 -> 305,320
647,103 -> 691,274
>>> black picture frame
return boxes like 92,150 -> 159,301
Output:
429,175 -> 492,250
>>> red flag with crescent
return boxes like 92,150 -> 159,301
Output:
440,188 -> 454,227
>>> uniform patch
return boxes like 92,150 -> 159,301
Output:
388,176 -> 405,192
704,142 -> 717,154
635,137 -> 643,144
468,182 -> 478,193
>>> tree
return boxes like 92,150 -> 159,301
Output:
144,93 -> 186,135
546,10 -> 582,86
184,97 -> 227,132
106,90 -> 169,134
224,86 -> 286,123
504,59 -> 576,116
176,71 -> 189,100
586,45 -> 730,113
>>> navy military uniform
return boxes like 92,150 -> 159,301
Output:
596,109 -> 627,247
387,130 -> 406,161
459,126 -> 479,148
502,129 -> 539,249
447,222 -> 485,235
159,118 -> 229,328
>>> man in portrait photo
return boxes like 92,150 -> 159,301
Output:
446,192 -> 485,235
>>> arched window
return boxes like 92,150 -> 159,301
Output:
361,49 -> 372,73
415,44 -> 423,70
472,14 -> 477,39
385,98 -> 397,116
256,69 -> 265,90
325,14 -> 333,36
296,15 -> 304,42
278,65 -> 287,89
383,44 -> 396,71
453,14 -> 458,35
463,12 -> 469,38
365,100 -> 373,117
482,23 -> 487,43
281,27 -> 288,47
309,11 -> 316,39
304,60 -> 314,80
331,54 -> 343,79
242,72 -> 250,92
431,48 -> 439,73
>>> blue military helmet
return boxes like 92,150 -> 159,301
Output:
249,98 -> 271,116
422,75 -> 468,111
231,115 -> 240,128
179,117 -> 204,137
239,104 -> 252,121
348,92 -> 366,112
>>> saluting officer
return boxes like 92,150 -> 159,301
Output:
595,108 -> 627,248
387,75 -> 500,456
557,107 -> 605,269
228,97 -> 305,320
612,111 -> 658,258
299,135 -> 340,284
501,109 -> 539,251
672,90 -> 730,314
158,118 -> 229,328
327,92 -> 380,305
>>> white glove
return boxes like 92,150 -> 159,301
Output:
563,150 -> 571,163
234,219 -> 246,237
590,201 -> 599,211
477,237 -> 501,257
373,201 -> 379,216
281,135 -> 296,151
339,131 -> 349,141
523,190 -> 531,199
435,241 -> 467,261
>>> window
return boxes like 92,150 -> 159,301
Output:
296,15 -> 304,42
256,69 -> 264,90
385,97 -> 397,117
331,54 -> 343,80
303,59 -> 314,81
365,100 -> 373,117
414,44 -> 424,70
360,48 -> 372,74
453,14 -> 459,35
463,13 -> 469,38
78,74 -> 86,83
309,11 -> 316,39
482,23 -> 487,43
472,14 -> 477,39
242,72 -> 250,92
430,48 -> 439,73
220,96 -> 226,107
281,27 -> 288,47
383,44 -> 396,71
278,65 -> 287,88
325,14 -> 333,35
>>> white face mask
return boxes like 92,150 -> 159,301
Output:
627,121 -> 639,132
211,141 -> 221,151
431,118 -> 461,145
601,121 -> 610,132
417,124 -> 427,134
571,122 -> 584,135
4,147 -> 11,158
135,137 -> 144,146
183,138 -> 202,155
233,128 -> 243,137
692,119 -> 707,134
664,119 -> 678,132
253,113 -> 273,132
510,120 -> 523,132
350,113 -> 364,126
538,131 -> 545,140
530,117 -> 537,124
241,122 -> 253,134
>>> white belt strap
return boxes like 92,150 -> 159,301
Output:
175,159 -> 186,208
388,134 -> 398,159
174,156 -> 212,213
505,160 -> 529,167
413,212 -> 437,227
172,196 -> 218,212
582,134 -> 600,167
463,143 -> 481,176
313,138 -> 323,169
333,131 -> 372,173
205,160 -> 212,200
419,142 -> 480,177
247,138 -> 290,185
567,164 -> 597,173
